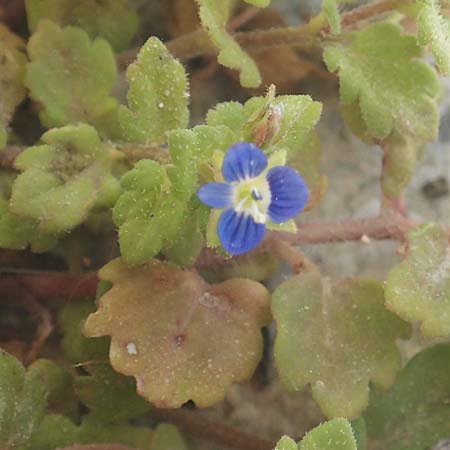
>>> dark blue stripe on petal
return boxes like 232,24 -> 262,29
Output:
218,209 -> 266,255
267,166 -> 309,223
222,142 -> 268,182
197,183 -> 233,208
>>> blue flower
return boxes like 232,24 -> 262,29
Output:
197,142 -> 309,255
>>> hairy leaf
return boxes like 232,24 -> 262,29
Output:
0,25 -> 27,148
323,0 -> 341,34
84,258 -> 271,408
25,0 -> 139,51
0,350 -> 46,449
10,124 -> 122,233
195,0 -> 262,87
113,159 -> 188,265
364,343 -> 450,450
26,20 -> 118,134
323,23 -> 440,197
275,419 -> 357,450
417,0 -> 450,75
386,223 -> 450,338
0,197 -> 59,251
119,37 -> 189,144
272,271 -> 410,419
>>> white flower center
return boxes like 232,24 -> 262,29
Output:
232,177 -> 271,224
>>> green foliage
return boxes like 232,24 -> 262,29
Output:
323,0 -> 341,34
26,20 -> 118,135
386,223 -> 450,338
26,413 -> 154,450
272,270 -> 410,419
206,92 -> 324,207
119,37 -> 189,145
323,23 -> 440,197
364,344 -> 450,450
0,197 -> 59,251
25,0 -> 139,52
10,124 -> 122,234
84,258 -> 271,408
417,0 -> 450,76
151,424 -> 189,450
0,350 -> 46,450
275,418 -> 357,450
0,25 -> 27,148
195,0 -> 262,88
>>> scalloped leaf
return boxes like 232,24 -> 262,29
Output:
25,0 -> 139,52
10,124 -> 122,234
0,350 -> 47,450
195,0 -> 261,88
0,196 -> 59,252
84,258 -> 271,408
364,344 -> 450,450
275,419 -> 357,450
417,0 -> 450,76
113,159 -> 188,265
0,25 -> 27,148
385,223 -> 450,338
272,271 -> 410,419
26,20 -> 118,134
323,23 -> 440,197
119,37 -> 189,145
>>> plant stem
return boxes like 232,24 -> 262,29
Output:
117,0 -> 412,68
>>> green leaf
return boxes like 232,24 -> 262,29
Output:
25,0 -> 139,52
0,196 -> 59,252
417,0 -> 450,76
84,258 -> 271,408
299,418 -> 357,450
151,424 -> 189,450
323,23 -> 440,197
272,271 -> 410,419
113,159 -> 188,265
0,350 -> 46,450
385,223 -> 450,338
59,298 -> 110,365
274,419 -> 357,450
0,25 -> 27,148
119,37 -> 189,145
364,343 -> 450,450
26,20 -> 118,134
195,0 -> 262,88
323,0 -> 341,34
10,124 -> 122,234
275,436 -> 299,450
74,363 -> 150,422
244,0 -> 270,6
26,413 -> 154,450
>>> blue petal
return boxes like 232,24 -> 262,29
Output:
197,183 -> 233,208
267,166 -> 309,223
218,209 -> 266,255
222,142 -> 268,182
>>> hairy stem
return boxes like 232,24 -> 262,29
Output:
117,0 -> 412,68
